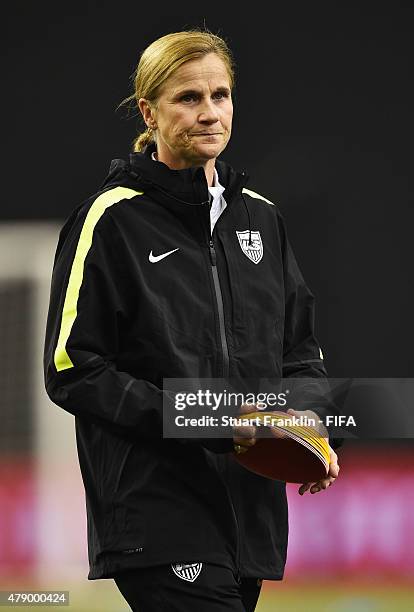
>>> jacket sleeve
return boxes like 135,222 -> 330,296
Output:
43,203 -> 167,441
278,211 -> 343,449
43,199 -> 232,452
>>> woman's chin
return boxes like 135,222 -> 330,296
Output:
191,142 -> 226,161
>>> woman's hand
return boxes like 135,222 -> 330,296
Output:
232,403 -> 258,454
286,408 -> 340,495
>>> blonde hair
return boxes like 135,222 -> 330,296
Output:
119,30 -> 235,152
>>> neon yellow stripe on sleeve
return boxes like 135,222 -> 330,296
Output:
54,186 -> 143,372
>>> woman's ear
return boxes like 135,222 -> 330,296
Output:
138,98 -> 157,129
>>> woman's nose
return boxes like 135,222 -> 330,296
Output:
198,99 -> 219,123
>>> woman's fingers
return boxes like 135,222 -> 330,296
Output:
299,475 -> 336,495
233,403 -> 258,449
298,482 -> 312,495
328,448 -> 340,478
233,435 -> 257,448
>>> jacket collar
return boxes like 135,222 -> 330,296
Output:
125,142 -> 248,208
102,143 -> 250,245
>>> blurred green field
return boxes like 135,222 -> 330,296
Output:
1,579 -> 414,611
259,582 -> 414,612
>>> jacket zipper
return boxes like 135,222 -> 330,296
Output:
208,239 -> 230,379
208,237 -> 241,583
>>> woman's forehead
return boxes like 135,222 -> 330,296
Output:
162,55 -> 231,93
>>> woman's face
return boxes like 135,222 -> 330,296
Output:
140,53 -> 233,169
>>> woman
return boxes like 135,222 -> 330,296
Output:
44,30 -> 340,611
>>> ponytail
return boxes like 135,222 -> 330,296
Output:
133,127 -> 154,152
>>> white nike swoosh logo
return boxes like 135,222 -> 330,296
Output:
149,248 -> 180,263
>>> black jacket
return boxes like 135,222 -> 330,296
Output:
43,144 -> 337,581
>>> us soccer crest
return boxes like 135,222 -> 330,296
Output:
171,562 -> 203,582
236,230 -> 263,264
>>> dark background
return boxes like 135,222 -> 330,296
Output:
3,2 -> 413,379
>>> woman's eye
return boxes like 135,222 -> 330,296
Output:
180,91 -> 229,103
213,91 -> 229,100
181,94 -> 197,103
